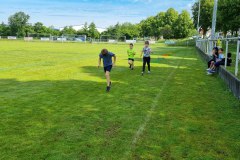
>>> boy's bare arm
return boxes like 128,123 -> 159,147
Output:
98,57 -> 101,68
113,55 -> 116,66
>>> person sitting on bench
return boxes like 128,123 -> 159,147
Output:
207,48 -> 224,74
207,47 -> 219,70
226,53 -> 232,66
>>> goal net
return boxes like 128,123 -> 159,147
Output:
100,35 -> 126,43
27,33 -> 51,41
61,34 -> 87,42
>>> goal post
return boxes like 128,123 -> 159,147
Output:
61,34 -> 87,42
27,33 -> 51,41
100,35 -> 126,43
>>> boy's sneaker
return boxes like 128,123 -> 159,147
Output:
210,70 -> 216,73
141,72 -> 144,76
106,86 -> 111,92
131,68 -> 134,70
206,68 -> 211,71
148,71 -> 151,74
207,71 -> 213,75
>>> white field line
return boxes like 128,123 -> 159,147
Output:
123,56 -> 184,158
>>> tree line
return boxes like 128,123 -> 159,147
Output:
0,8 -> 194,39
0,12 -> 100,38
102,8 -> 195,39
0,1 -> 239,39
192,0 -> 240,36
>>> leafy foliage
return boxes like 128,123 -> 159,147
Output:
8,12 -> 30,37
192,0 -> 240,35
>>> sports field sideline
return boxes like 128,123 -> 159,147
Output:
0,41 -> 239,159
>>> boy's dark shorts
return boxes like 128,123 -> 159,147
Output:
104,65 -> 112,72
128,58 -> 134,61
215,61 -> 224,67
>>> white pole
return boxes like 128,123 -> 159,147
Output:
225,40 -> 228,68
207,40 -> 210,55
210,0 -> 218,52
197,0 -> 201,31
235,38 -> 240,76
211,0 -> 218,40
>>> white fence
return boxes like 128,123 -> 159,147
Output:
196,37 -> 240,76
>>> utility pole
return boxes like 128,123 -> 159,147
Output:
211,0 -> 218,40
197,0 -> 201,31
209,0 -> 218,53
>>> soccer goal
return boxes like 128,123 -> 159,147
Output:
61,34 -> 87,42
100,35 -> 126,43
27,33 -> 52,41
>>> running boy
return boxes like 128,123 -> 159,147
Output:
140,41 -> 152,76
98,49 -> 116,92
127,43 -> 136,70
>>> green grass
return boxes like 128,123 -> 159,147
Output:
0,40 -> 239,159
221,43 -> 240,79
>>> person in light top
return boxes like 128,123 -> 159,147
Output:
207,48 -> 225,75
140,41 -> 153,76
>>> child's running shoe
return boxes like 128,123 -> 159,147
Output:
106,86 -> 111,92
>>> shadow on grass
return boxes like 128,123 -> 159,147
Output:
0,60 -> 240,159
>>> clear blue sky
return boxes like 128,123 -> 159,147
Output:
0,0 -> 195,29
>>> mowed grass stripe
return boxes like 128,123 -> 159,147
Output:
124,51 -> 187,158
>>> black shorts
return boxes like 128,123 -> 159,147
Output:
104,65 -> 112,72
128,58 -> 134,61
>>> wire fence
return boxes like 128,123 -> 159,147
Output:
196,37 -> 240,99
196,37 -> 240,77
0,35 -> 158,45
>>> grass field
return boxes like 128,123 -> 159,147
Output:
0,41 -> 239,159
223,43 -> 240,79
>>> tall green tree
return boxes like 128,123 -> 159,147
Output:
174,10 -> 194,38
8,12 -> 30,37
0,22 -> 11,36
218,0 -> 240,35
88,22 -> 100,39
160,25 -> 173,39
33,22 -> 46,34
119,22 -> 139,39
192,0 -> 214,35
164,8 -> 179,26
61,26 -> 77,35
48,26 -> 60,36
77,22 -> 89,36
139,17 -> 155,37
154,12 -> 166,39
24,24 -> 34,36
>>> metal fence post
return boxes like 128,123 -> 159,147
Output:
225,40 -> 229,68
235,38 -> 240,76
